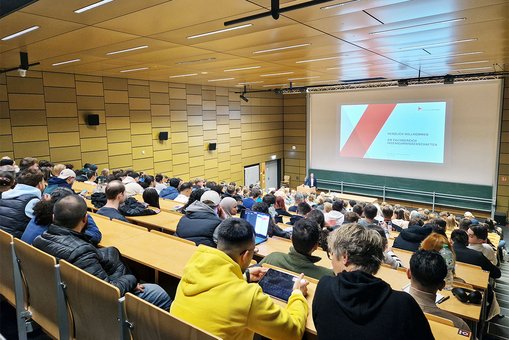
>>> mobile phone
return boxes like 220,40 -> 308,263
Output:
258,268 -> 297,302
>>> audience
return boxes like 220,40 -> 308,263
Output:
407,250 -> 471,331
323,200 -> 344,228
0,165 -> 16,198
393,221 -> 433,252
468,224 -> 497,265
174,181 -> 192,204
288,192 -> 304,212
122,171 -> 144,197
170,218 -> 308,339
97,180 -> 129,222
160,177 -> 181,200
34,195 -> 171,310
260,218 -> 334,279
357,204 -> 378,226
242,187 -> 261,210
219,197 -> 238,218
288,202 -> 311,225
142,188 -> 160,209
44,169 -> 76,195
313,223 -> 433,340
0,168 -> 45,238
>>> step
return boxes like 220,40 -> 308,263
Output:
487,323 -> 509,339
490,315 -> 509,328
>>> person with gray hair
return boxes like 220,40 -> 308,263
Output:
312,223 -> 433,340
289,192 -> 304,212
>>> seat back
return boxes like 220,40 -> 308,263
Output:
425,312 -> 454,327
59,260 -> 124,340
0,229 -> 15,304
13,239 -> 63,338
124,293 -> 220,340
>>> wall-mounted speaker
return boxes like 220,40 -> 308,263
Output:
159,132 -> 169,141
87,114 -> 100,126
208,143 -> 217,151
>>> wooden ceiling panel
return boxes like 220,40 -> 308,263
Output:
20,0 -> 169,25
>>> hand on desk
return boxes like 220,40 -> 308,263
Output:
247,266 -> 268,282
293,273 -> 309,297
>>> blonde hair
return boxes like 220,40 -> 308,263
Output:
446,215 -> 458,231
420,233 -> 456,261
324,202 -> 332,213
52,164 -> 66,177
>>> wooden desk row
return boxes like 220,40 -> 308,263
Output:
92,213 -> 478,338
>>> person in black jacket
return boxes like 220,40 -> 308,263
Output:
393,220 -> 433,252
34,195 -> 171,310
313,223 -> 434,340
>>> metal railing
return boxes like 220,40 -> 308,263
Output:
318,179 -> 493,212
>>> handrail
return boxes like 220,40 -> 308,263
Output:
318,179 -> 493,212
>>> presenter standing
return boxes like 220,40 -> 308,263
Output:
304,173 -> 318,188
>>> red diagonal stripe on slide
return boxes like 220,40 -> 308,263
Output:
340,104 -> 397,158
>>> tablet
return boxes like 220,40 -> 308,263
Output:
258,268 -> 297,302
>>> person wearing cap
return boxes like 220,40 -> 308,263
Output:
44,168 -> 76,195
175,190 -> 224,247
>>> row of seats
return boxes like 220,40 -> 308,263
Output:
0,229 -> 218,340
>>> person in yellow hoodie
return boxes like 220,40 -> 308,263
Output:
170,217 -> 309,340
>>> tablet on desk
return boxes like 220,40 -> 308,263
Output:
258,268 -> 297,302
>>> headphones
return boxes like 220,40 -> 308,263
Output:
452,288 -> 482,304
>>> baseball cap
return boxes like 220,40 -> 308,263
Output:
200,190 -> 221,206
58,169 -> 76,179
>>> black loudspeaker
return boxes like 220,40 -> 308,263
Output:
208,143 -> 217,151
87,114 -> 100,126
494,211 -> 507,225
159,132 -> 169,141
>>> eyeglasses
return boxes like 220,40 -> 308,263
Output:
326,249 -> 332,260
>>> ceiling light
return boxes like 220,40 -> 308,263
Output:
407,51 -> 483,63
398,38 -> 477,51
188,24 -> 252,39
224,66 -> 261,72
106,45 -> 148,55
449,60 -> 489,66
74,0 -> 113,13
207,78 -> 235,82
238,81 -> 264,85
271,155 -> 277,160
260,72 -> 294,77
370,18 -> 466,35
321,0 -> 360,10
262,83 -> 287,87
296,56 -> 344,63
169,73 -> 198,78
288,76 -> 319,81
176,57 -> 216,65
1,26 -> 39,41
52,59 -> 81,66
453,66 -> 493,73
120,67 -> 148,73
254,43 -> 310,54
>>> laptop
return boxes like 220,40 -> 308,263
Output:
243,210 -> 270,245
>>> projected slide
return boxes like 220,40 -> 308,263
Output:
340,102 -> 446,163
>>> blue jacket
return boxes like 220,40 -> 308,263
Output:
160,186 -> 178,200
0,184 -> 41,238
242,198 -> 256,209
44,177 -> 73,195
22,214 -> 102,245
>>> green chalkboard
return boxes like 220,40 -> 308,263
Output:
310,169 -> 493,211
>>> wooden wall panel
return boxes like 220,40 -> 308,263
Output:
283,93 -> 307,188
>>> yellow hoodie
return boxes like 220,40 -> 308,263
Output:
170,245 -> 308,340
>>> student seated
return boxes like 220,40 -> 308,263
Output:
312,223 -> 433,340
34,195 -> 171,310
467,224 -> 497,265
173,181 -> 192,204
260,218 -> 334,280
170,218 -> 308,339
97,181 -> 129,222
122,171 -> 144,197
393,219 -> 433,252
288,202 -> 311,225
242,187 -> 261,210
44,169 -> 76,195
159,177 -> 181,200
407,250 -> 471,331
288,192 -> 304,212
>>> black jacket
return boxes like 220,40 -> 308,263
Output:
313,270 -> 434,340
175,201 -> 222,247
33,224 -> 137,295
453,242 -> 501,279
0,187 -> 40,238
392,225 -> 433,252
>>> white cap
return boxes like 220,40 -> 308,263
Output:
200,190 -> 221,206
58,169 -> 76,179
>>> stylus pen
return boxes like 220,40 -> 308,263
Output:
437,296 -> 450,304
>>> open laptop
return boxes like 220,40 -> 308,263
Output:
243,210 -> 270,245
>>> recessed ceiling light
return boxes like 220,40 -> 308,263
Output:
224,66 -> 261,72
120,67 -> 148,73
207,78 -> 235,82
288,76 -> 320,81
169,73 -> 198,78
260,72 -> 294,77
408,51 -> 483,63
74,0 -> 113,14
370,18 -> 466,35
398,38 -> 477,51
254,43 -> 310,54
176,57 -> 216,65
296,56 -> 345,64
188,24 -> 252,39
1,26 -> 39,41
106,45 -> 148,55
238,81 -> 264,85
449,60 -> 489,66
262,83 -> 287,87
453,66 -> 493,73
52,58 -> 81,66
321,0 -> 360,10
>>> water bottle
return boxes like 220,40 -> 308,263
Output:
440,244 -> 454,290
